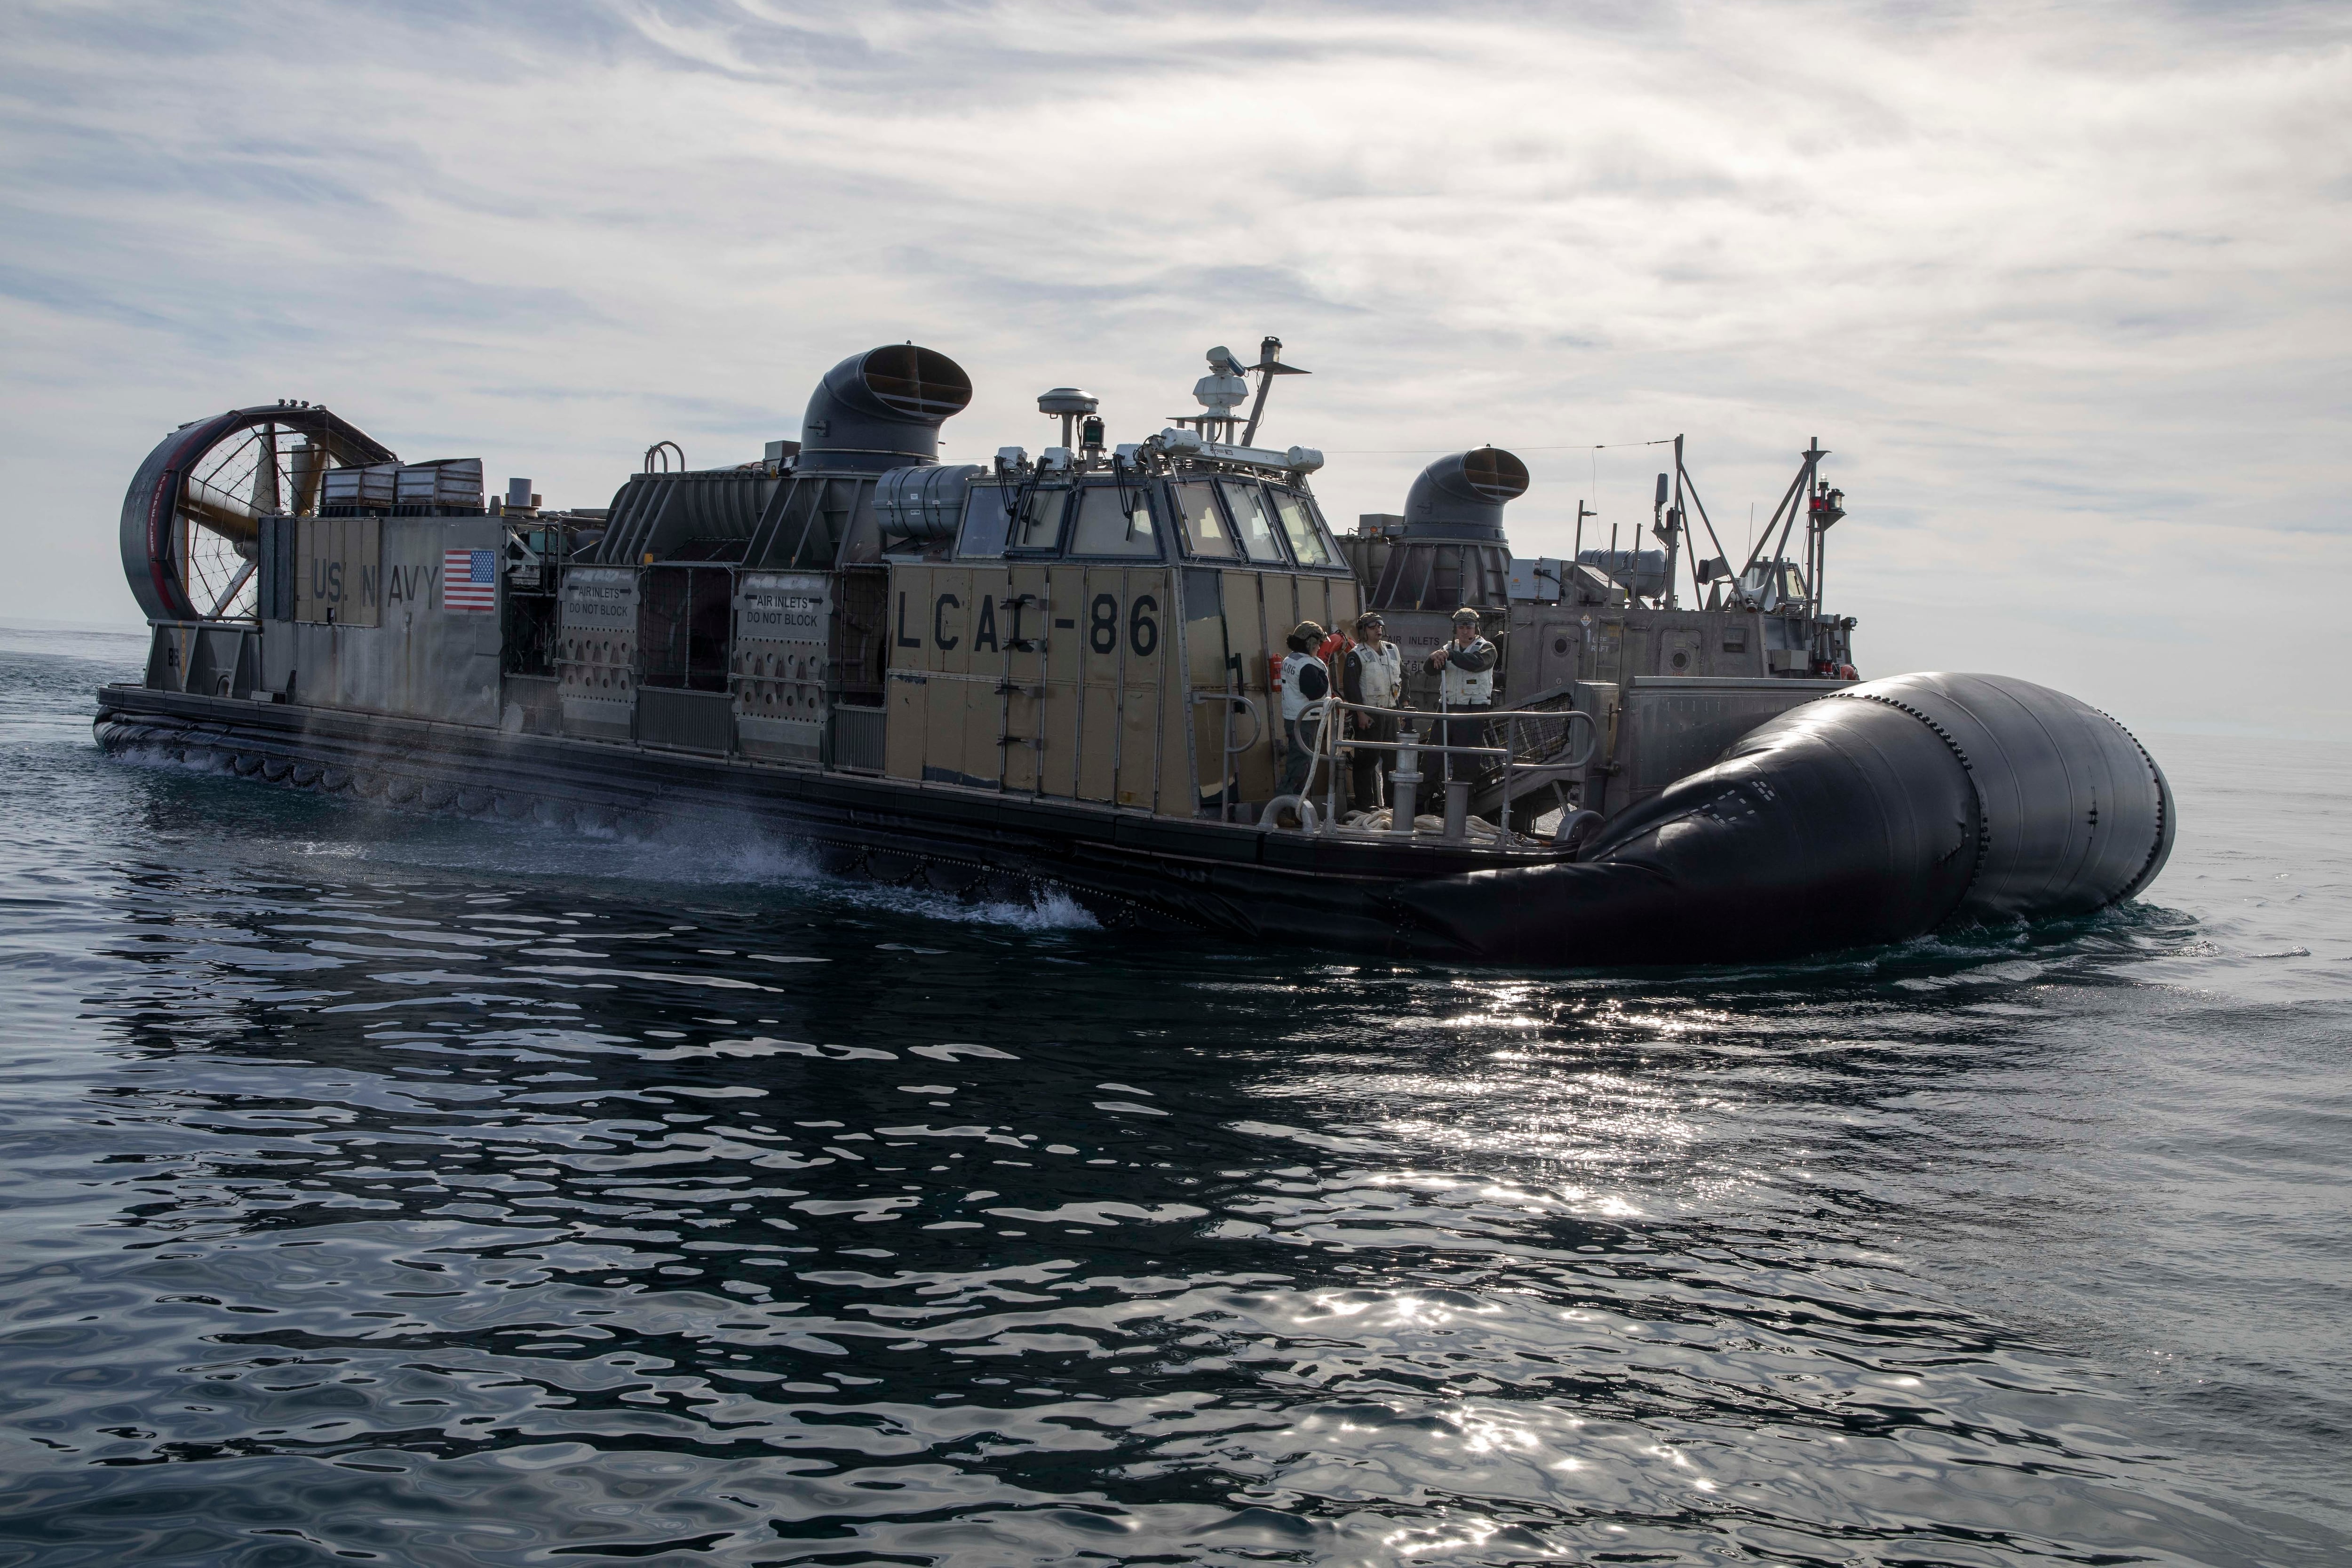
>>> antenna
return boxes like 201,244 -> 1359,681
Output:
1652,466 -> 1675,608
1037,388 -> 1098,454
1238,336 -> 1310,447
1186,348 -> 1249,444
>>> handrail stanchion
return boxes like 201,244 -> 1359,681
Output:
1230,694 -> 1263,815
1320,699 -> 1340,833
1499,713 -> 1513,841
1191,690 -> 1264,823
1221,682 -> 1236,823
1391,719 -> 1421,833
1275,695 -> 1596,849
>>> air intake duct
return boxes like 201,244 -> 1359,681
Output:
1401,447 -> 1529,541
1392,672 -> 2175,964
799,344 -> 972,474
874,463 -> 984,543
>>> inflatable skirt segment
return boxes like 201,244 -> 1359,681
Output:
1398,673 -> 2176,965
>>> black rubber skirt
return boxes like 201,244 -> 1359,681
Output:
1395,672 -> 2175,964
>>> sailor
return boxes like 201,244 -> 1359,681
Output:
1426,606 -> 1497,782
1278,619 -> 1333,800
1343,611 -> 1406,811
1315,623 -> 1357,808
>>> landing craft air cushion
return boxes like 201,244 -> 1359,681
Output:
95,339 -> 2175,963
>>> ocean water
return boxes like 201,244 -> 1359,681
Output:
2,622 -> 2347,1567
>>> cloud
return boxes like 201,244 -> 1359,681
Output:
1,0 -> 2346,734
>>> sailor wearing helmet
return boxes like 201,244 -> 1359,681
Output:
1426,606 -> 1498,782
1278,619 -> 1333,799
1343,611 -> 1406,810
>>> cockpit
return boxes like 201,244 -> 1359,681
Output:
952,473 -> 1346,570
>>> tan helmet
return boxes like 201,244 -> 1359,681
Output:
1291,619 -> 1327,644
1353,610 -> 1385,635
1451,606 -> 1483,624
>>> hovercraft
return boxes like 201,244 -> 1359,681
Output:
95,338 -> 2171,962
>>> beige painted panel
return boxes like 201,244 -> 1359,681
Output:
1076,568 -> 1123,688
1158,659 -> 1194,816
1001,682 -> 1038,792
882,564 -> 932,785
1220,570 -> 1278,799
966,678 -> 1005,788
1264,573 -> 1302,652
1076,682 -> 1116,803
1113,568 -> 1171,811
1297,575 -> 1330,646
1249,573 -> 1280,691
886,567 -> 938,675
1331,574 -> 1361,632
963,565 -> 1011,790
884,673 -> 925,779
934,567 -> 973,679
958,676 -> 995,786
1042,565 -> 1086,796
884,571 -> 917,677
1080,565 -> 1152,805
1125,569 -> 1168,687
963,567 -> 1007,663
921,673 -> 971,784
1045,566 -> 1083,685
1117,681 -> 1160,809
1000,563 -> 1049,793
1039,679 -> 1079,797
1005,563 -> 1052,666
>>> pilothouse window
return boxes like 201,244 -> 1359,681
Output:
1169,481 -> 1233,559
1270,490 -> 1334,566
1068,484 -> 1161,558
1216,481 -> 1287,564
1010,488 -> 1068,552
957,485 -> 1012,558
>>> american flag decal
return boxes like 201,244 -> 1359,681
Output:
443,548 -> 496,612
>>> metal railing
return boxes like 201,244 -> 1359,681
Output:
1279,696 -> 1598,846
1189,690 -> 1265,823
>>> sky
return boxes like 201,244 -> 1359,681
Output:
3,0 -> 2346,738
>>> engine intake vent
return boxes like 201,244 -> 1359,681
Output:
800,344 -> 973,473
1401,447 -> 1528,542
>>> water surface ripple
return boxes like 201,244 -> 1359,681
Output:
4,628 -> 2348,1566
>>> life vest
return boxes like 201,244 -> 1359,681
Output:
1438,637 -> 1495,706
1353,640 -> 1403,709
1279,650 -> 1329,721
